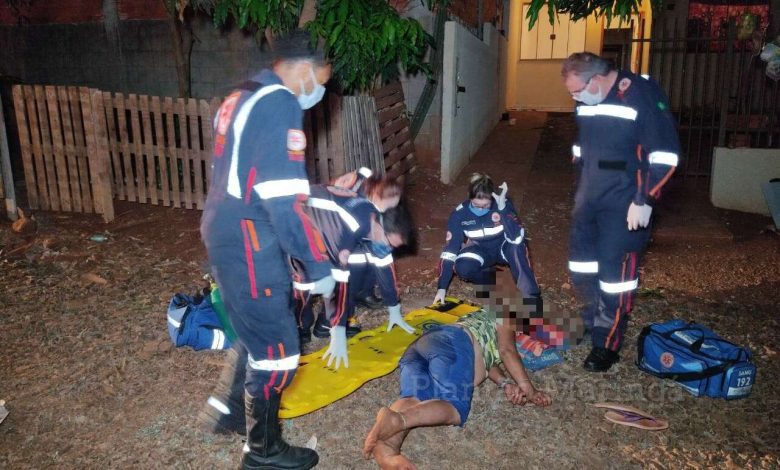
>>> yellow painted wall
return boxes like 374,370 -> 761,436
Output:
506,2 -> 654,111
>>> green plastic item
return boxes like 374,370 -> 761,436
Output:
210,284 -> 238,342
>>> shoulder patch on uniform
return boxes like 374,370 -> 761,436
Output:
657,101 -> 668,111
618,78 -> 632,93
216,92 -> 241,135
287,130 -> 307,152
445,231 -> 452,241
491,212 -> 500,223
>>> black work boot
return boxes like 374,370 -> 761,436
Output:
242,392 -> 319,470
198,345 -> 247,435
346,317 -> 362,338
583,346 -> 620,372
312,315 -> 331,339
356,293 -> 384,309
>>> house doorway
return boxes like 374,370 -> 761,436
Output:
602,28 -> 633,69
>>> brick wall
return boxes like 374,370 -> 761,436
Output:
0,13 -> 271,99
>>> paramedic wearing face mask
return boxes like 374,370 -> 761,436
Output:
561,52 -> 680,372
200,30 -> 333,470
433,173 -> 541,313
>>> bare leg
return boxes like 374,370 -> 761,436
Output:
364,398 -> 460,460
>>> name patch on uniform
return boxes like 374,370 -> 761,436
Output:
287,130 -> 307,152
461,220 -> 476,226
491,212 -> 501,223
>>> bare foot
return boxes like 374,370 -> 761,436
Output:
373,441 -> 417,470
363,407 -> 406,459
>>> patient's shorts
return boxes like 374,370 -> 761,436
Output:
398,325 -> 475,426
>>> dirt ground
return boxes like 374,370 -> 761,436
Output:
1,112 -> 779,469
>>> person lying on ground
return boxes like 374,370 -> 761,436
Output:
362,293 -> 553,469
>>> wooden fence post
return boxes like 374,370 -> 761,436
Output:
0,93 -> 17,220
81,88 -> 115,222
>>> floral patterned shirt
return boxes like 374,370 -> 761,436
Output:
457,309 -> 501,370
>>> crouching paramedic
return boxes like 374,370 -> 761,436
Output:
434,173 -> 541,312
293,178 -> 414,369
299,202 -> 415,342
199,30 -> 334,470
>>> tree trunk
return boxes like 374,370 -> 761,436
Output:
164,0 -> 192,98
299,0 -> 317,27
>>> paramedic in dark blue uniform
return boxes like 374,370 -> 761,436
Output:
561,52 -> 679,372
293,179 -> 413,368
199,31 -> 333,470
433,173 -> 541,310
301,202 -> 415,342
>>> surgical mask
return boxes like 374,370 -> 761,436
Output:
575,83 -> 605,106
469,203 -> 490,217
371,241 -> 393,258
297,68 -> 326,110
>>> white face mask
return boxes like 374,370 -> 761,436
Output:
297,68 -> 326,110
575,80 -> 605,106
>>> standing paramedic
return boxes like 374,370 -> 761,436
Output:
200,31 -> 333,470
561,52 -> 679,372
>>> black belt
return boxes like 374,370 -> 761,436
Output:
598,160 -> 627,171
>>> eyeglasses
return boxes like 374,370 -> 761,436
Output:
570,77 -> 593,97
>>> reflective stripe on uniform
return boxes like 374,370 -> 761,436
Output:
348,253 -> 368,264
441,252 -> 457,262
331,268 -> 350,282
210,329 -> 226,349
227,84 -> 289,198
572,145 -> 581,157
293,281 -> 315,291
648,151 -> 678,166
248,353 -> 300,371
569,261 -> 599,273
599,279 -> 638,293
577,104 -> 638,121
464,225 -> 504,238
207,396 -> 231,415
253,178 -> 310,200
456,252 -> 485,265
505,228 -> 525,245
368,253 -> 394,267
306,197 -> 360,232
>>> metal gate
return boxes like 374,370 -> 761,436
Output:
630,19 -> 780,187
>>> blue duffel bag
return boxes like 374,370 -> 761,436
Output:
636,320 -> 755,400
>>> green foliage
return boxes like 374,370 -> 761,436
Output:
196,0 -> 301,32
525,0 -> 660,30
306,0 -> 433,93
192,0 -> 433,94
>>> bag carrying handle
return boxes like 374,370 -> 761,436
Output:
659,324 -> 750,359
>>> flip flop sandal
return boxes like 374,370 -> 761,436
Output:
593,403 -> 669,431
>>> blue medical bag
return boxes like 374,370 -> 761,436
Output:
636,320 -> 755,399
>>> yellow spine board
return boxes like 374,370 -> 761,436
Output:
279,299 -> 479,418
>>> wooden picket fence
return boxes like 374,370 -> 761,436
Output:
374,81 -> 416,177
11,82 -> 414,222
97,92 -> 217,210
12,85 -> 112,219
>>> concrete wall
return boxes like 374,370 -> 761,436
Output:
711,147 -> 780,215
400,4 -> 442,168
441,22 -> 503,183
0,14 -> 270,99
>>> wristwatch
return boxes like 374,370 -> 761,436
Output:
498,378 -> 512,389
